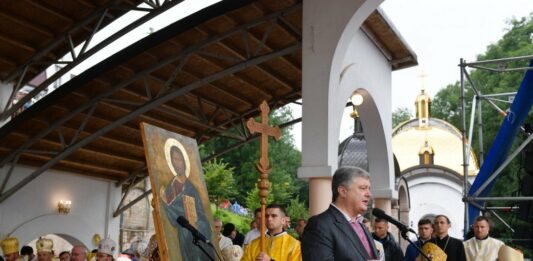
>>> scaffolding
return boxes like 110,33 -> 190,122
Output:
460,55 -> 533,239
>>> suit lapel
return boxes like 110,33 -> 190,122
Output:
328,207 -> 370,259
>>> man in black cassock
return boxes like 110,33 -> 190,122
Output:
433,215 -> 466,261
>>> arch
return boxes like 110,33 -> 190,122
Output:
55,233 -> 84,247
10,214 -> 98,248
396,177 -> 410,250
421,213 -> 436,222
299,0 -> 393,214
25,233 -> 82,254
403,166 -> 467,238
338,79 -> 394,200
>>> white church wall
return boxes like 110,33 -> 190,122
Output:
339,29 -> 395,199
0,164 -> 121,252
300,0 -> 384,176
408,175 -> 465,239
299,0 -> 389,214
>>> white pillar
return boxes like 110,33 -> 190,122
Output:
308,177 -> 332,215
299,0 -> 386,217
300,0 -> 402,217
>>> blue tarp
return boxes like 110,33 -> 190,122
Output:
467,60 -> 533,230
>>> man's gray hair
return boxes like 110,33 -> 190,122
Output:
332,166 -> 370,202
71,245 -> 88,254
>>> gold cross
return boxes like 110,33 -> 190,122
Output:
246,101 -> 281,251
418,70 -> 428,92
246,101 -> 282,172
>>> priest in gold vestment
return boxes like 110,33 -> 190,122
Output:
242,204 -> 301,261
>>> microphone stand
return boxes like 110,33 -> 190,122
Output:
190,236 -> 215,261
400,229 -> 431,261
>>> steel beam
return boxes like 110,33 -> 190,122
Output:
113,189 -> 152,217
0,43 -> 300,203
0,0 -> 184,122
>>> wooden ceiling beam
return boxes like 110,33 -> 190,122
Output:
224,10 -> 301,71
0,33 -> 36,53
0,148 -> 127,180
14,150 -> 129,178
0,11 -> 54,38
85,70 -> 235,133
24,1 -> 75,24
195,25 -> 295,93
68,92 -> 197,137
235,2 -> 303,70
29,114 -> 144,156
108,61 -> 243,121
44,103 -> 144,145
0,56 -> 16,67
8,132 -> 144,166
179,57 -> 253,107
192,26 -> 278,97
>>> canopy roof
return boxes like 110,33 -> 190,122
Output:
0,0 -> 417,202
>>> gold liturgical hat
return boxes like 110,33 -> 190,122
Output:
498,245 -> 524,261
1,237 -> 19,255
36,237 -> 54,253
418,242 -> 447,261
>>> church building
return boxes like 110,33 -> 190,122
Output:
392,88 -> 479,240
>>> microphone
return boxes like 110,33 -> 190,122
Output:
372,208 -> 415,234
177,216 -> 210,244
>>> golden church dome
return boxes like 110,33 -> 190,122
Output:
393,118 -> 479,176
392,88 -> 479,176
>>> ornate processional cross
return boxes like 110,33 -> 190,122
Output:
246,101 -> 281,252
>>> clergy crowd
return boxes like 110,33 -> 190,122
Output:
2,167 -> 525,260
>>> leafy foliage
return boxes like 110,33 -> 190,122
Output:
431,14 -> 533,253
203,159 -> 237,200
200,106 -> 308,212
286,196 -> 309,221
245,186 -> 274,212
392,107 -> 413,128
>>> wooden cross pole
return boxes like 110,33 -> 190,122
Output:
246,101 -> 282,252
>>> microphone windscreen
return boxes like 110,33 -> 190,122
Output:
177,216 -> 188,226
372,208 -> 385,217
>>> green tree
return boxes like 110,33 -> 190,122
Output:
245,186 -> 274,212
431,14 -> 533,253
286,196 -> 309,221
203,159 -> 237,200
200,106 -> 305,207
392,107 -> 413,128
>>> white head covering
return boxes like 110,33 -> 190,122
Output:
98,238 -> 117,257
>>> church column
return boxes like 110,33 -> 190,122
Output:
374,198 -> 391,214
309,177 -> 332,215
299,0 -> 383,216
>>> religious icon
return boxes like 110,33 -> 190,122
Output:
141,123 -> 219,261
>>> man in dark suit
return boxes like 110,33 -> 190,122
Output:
302,166 -> 380,261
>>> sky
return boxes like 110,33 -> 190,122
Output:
381,0 -> 533,112
291,0 -> 533,150
59,0 -> 533,150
